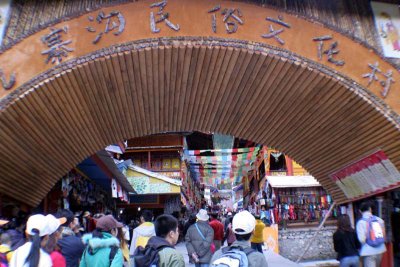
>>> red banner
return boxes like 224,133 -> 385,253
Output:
330,150 -> 400,201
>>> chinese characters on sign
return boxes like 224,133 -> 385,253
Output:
150,0 -> 180,33
207,5 -> 244,34
262,15 -> 290,45
312,35 -> 345,66
0,69 -> 16,90
86,10 -> 125,44
2,3 -> 397,97
41,26 -> 74,64
362,62 -> 395,98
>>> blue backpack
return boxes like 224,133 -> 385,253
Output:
363,216 -> 385,247
211,246 -> 255,267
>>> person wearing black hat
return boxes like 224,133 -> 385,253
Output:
56,209 -> 85,267
80,215 -> 124,267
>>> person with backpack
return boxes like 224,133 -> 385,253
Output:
209,213 -> 224,251
185,209 -> 214,267
210,210 -> 268,267
0,233 -> 13,266
356,201 -> 386,267
224,217 -> 236,247
79,215 -> 124,267
333,214 -> 361,267
129,210 -> 155,255
131,214 -> 184,267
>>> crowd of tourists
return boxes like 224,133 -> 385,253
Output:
0,200 -> 388,267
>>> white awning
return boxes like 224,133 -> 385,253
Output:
267,176 -> 320,188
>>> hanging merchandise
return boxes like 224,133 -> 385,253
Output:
111,179 -> 118,198
117,183 -> 123,199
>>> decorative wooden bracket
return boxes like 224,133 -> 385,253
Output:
0,69 -> 16,90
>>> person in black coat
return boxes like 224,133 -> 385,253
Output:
56,209 -> 85,267
333,214 -> 361,267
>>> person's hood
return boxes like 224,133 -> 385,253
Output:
60,226 -> 75,237
362,211 -> 373,218
135,222 -> 155,237
146,236 -> 173,250
82,232 -> 120,255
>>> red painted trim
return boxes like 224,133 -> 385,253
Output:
117,141 -> 125,153
286,156 -> 293,176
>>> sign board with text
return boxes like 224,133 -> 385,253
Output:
330,150 -> 400,201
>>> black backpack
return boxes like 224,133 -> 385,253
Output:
131,245 -> 171,267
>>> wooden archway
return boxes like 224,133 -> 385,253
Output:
1,0 -> 399,206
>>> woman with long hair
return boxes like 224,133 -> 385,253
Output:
333,214 -> 361,267
9,214 -> 54,267
42,215 -> 67,267
116,225 -> 130,266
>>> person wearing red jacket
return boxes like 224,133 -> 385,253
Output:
209,213 -> 224,251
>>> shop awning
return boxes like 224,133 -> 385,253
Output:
96,150 -> 134,192
77,151 -> 134,193
267,176 -> 320,188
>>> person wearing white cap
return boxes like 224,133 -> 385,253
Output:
42,215 -> 67,267
185,209 -> 214,266
209,211 -> 268,267
9,214 -> 65,267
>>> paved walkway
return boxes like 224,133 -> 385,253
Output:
175,242 -> 300,267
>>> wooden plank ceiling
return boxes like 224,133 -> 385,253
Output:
1,41 -> 400,207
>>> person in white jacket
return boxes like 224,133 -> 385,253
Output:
129,210 -> 155,255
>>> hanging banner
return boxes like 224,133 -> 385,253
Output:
111,179 -> 118,198
371,2 -> 400,58
185,147 -> 258,155
330,150 -> 400,201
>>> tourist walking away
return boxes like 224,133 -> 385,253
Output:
209,213 -> 224,251
0,232 -> 13,266
5,215 -> 27,251
356,201 -> 386,267
183,214 -> 196,239
131,214 -> 184,267
42,215 -> 68,267
9,214 -> 57,267
223,212 -> 233,233
333,214 -> 361,267
80,215 -> 124,267
185,209 -> 214,267
210,210 -> 268,267
116,225 -> 130,266
224,217 -> 236,246
129,210 -> 155,255
250,214 -> 265,253
82,212 -> 96,233
56,210 -> 85,267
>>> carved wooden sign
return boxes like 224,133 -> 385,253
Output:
0,0 -> 398,107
